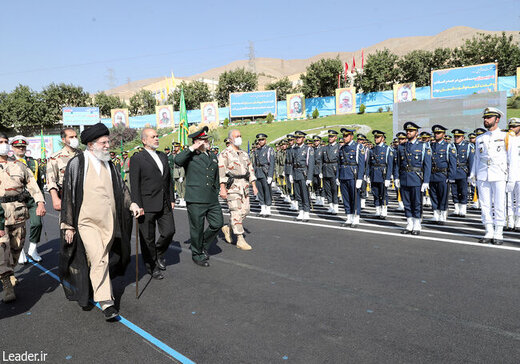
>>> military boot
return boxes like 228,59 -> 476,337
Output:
221,225 -> 233,244
1,274 -> 16,303
236,235 -> 252,250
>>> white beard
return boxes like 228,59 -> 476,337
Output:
91,145 -> 111,162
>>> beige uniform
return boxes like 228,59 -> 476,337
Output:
218,146 -> 256,235
0,160 -> 44,275
46,147 -> 76,194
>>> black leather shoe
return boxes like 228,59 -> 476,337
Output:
202,249 -> 210,260
411,230 -> 420,235
157,257 -> 166,271
103,306 -> 119,321
151,269 -> 164,279
193,259 -> 210,267
401,229 -> 411,234
478,238 -> 492,244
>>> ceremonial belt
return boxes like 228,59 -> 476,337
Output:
342,162 -> 358,166
294,164 -> 307,169
371,163 -> 387,167
0,191 -> 30,203
324,161 -> 337,164
456,162 -> 467,167
225,172 -> 250,189
405,166 -> 422,173
432,167 -> 447,174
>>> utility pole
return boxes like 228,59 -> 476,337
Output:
105,67 -> 117,89
248,41 -> 256,74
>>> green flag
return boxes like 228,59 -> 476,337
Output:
120,139 -> 125,179
179,87 -> 189,147
40,129 -> 46,160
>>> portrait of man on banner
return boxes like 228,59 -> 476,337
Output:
287,93 -> 305,119
201,102 -> 218,123
111,108 -> 129,128
394,83 -> 415,103
156,105 -> 174,129
335,88 -> 356,114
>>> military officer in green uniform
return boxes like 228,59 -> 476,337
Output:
174,127 -> 223,267
168,142 -> 186,207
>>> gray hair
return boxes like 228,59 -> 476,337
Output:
141,128 -> 156,142
228,129 -> 240,139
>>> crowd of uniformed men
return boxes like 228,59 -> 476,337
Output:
1,106 -> 519,308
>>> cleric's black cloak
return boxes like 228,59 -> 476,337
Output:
59,152 -> 132,308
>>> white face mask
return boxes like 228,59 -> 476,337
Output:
68,138 -> 79,149
234,137 -> 242,147
0,143 -> 10,156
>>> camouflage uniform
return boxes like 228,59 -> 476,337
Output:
275,146 -> 286,189
218,145 -> 256,235
121,156 -> 130,189
46,147 -> 77,197
169,152 -> 186,201
0,160 -> 44,276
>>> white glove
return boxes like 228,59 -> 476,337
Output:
468,176 -> 476,186
421,183 -> 429,192
306,180 -> 312,186
267,177 -> 272,184
384,180 -> 390,188
394,179 -> 400,189
355,179 -> 362,189
130,202 -> 141,218
289,175 -> 294,184
336,179 -> 340,186
179,177 -> 184,183
448,179 -> 455,184
319,173 -> 323,179
506,181 -> 515,192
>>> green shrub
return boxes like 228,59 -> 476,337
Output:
378,107 -> 383,113
359,104 -> 366,114
266,113 -> 274,123
223,118 -> 229,128
312,108 -> 319,119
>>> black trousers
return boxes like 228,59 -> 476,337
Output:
451,178 -> 469,204
323,177 -> 338,204
138,199 -> 175,273
312,174 -> 323,196
294,179 -> 310,212
371,182 -> 388,207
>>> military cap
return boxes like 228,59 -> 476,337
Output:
431,125 -> 447,133
305,139 -> 313,145
508,118 -> 520,127
340,128 -> 355,136
371,130 -> 385,137
122,150 -> 129,155
312,135 -> 321,141
224,138 -> 230,145
80,123 -> 110,144
110,151 -> 116,155
444,135 -> 452,140
328,130 -> 338,137
403,121 -> 420,130
172,141 -> 181,146
451,129 -> 465,136
286,134 -> 295,140
396,132 -> 407,139
164,146 -> 170,151
419,131 -> 431,138
392,138 -> 398,143
188,126 -> 209,140
256,133 -> 268,140
468,132 -> 476,138
356,133 -> 366,140
482,107 -> 503,118
294,130 -> 307,137
474,128 -> 486,136
10,135 -> 28,147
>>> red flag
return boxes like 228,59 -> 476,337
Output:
344,62 -> 348,81
361,50 -> 364,69
337,73 -> 340,88
352,56 -> 356,70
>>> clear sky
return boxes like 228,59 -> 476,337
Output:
0,0 -> 518,94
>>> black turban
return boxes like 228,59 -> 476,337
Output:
80,123 -> 110,144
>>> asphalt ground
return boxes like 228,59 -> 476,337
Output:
1,188 -> 520,364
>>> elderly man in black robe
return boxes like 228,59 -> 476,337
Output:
59,123 -> 141,320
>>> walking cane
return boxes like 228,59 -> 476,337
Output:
135,218 -> 139,299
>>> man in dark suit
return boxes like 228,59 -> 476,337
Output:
174,126 -> 223,267
130,128 -> 175,279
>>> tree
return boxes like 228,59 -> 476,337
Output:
265,77 -> 295,101
397,50 -> 433,87
167,80 -> 212,110
216,68 -> 258,106
1,85 -> 46,131
93,92 -> 127,117
129,89 -> 156,116
40,83 -> 90,126
354,49 -> 399,93
455,32 -> 520,76
300,58 -> 342,98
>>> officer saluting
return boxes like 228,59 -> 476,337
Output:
429,125 -> 457,225
337,128 -> 365,228
252,133 -> 275,217
289,131 -> 314,222
395,122 -> 432,235
469,107 -> 509,244
367,130 -> 393,219
322,130 -> 340,214
450,129 -> 475,217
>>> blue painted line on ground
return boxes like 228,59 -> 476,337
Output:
28,258 -> 195,364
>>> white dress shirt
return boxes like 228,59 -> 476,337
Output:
145,148 -> 164,175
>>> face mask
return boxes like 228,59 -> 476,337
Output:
234,137 -> 242,147
0,143 -> 10,156
69,138 -> 79,149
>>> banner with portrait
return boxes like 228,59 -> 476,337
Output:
335,88 -> 356,115
156,105 -> 174,129
201,102 -> 219,123
286,93 -> 305,119
393,83 -> 415,103
111,108 -> 129,128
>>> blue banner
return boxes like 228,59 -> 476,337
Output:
431,63 -> 497,99
229,91 -> 277,118
62,107 -> 100,126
